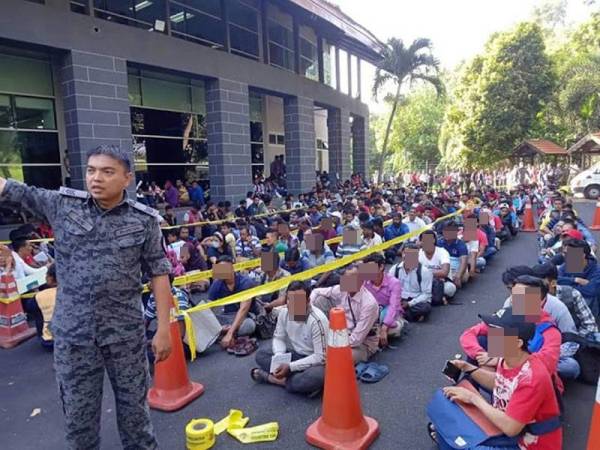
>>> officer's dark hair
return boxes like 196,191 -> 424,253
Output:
531,263 -> 558,281
563,238 -> 591,257
363,253 -> 385,267
47,263 -> 57,282
513,275 -> 549,299
87,145 -> 132,172
286,280 -> 311,298
285,247 -> 301,262
217,255 -> 235,264
502,265 -> 534,287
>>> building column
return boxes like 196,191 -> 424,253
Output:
352,114 -> 369,179
284,96 -> 315,194
328,107 -> 351,183
206,78 -> 252,203
59,50 -> 132,190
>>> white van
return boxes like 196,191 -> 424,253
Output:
570,162 -> 600,199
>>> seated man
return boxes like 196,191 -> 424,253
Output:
302,233 -> 335,268
557,238 -> 600,317
280,247 -> 310,275
207,256 -> 258,349
251,281 -> 328,396
383,212 -> 410,264
362,253 -> 405,347
336,225 -> 364,259
360,221 -> 383,253
310,265 -> 379,363
418,230 -> 456,304
438,222 -> 469,288
251,251 -> 291,313
431,308 -> 562,450
389,243 -> 433,322
34,263 -> 58,350
235,225 -> 262,260
460,276 -> 562,390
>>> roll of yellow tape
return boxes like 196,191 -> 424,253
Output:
186,418 -> 215,450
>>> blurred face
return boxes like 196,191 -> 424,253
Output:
511,284 -> 542,321
214,262 -> 234,282
86,154 -> 132,204
408,210 -> 416,221
442,227 -> 458,242
340,267 -> 362,295
488,327 -> 522,358
288,290 -> 308,322
421,234 -> 436,253
403,248 -> 419,271
179,228 -> 190,240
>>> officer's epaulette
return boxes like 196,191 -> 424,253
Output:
59,186 -> 89,199
127,199 -> 160,218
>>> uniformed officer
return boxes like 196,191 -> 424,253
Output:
0,145 -> 173,450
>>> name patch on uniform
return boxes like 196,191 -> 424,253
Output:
115,223 -> 145,237
66,210 -> 94,232
59,186 -> 89,199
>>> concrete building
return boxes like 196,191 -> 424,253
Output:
0,0 -> 383,204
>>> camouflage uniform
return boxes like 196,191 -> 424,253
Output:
0,181 -> 171,450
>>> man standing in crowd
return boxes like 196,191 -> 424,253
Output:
0,145 -> 173,449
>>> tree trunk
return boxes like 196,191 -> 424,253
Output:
377,83 -> 402,183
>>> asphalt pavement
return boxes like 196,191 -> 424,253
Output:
1,201 -> 597,450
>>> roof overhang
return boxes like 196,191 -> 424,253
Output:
287,0 -> 385,63
567,133 -> 600,154
513,139 -> 567,157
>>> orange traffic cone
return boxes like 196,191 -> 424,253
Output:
521,202 -> 537,232
147,318 -> 204,411
590,201 -> 600,231
0,273 -> 36,349
587,376 -> 600,450
306,307 -> 379,449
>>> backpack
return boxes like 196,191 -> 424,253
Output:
394,262 -> 423,287
562,331 -> 600,384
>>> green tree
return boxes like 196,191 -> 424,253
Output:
441,22 -> 555,167
372,37 -> 443,182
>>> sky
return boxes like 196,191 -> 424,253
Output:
335,0 -> 593,110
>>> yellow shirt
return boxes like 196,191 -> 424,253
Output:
35,287 -> 57,341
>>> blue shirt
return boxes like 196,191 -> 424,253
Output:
145,287 -> 191,322
208,273 -> 257,314
190,186 -> 205,205
384,223 -> 410,241
281,257 -> 310,275
438,238 -> 468,259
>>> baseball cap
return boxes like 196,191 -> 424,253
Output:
478,307 -> 536,342
499,203 -> 510,209
561,229 -> 584,240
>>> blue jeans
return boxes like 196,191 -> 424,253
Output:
557,356 -> 580,379
483,246 -> 497,260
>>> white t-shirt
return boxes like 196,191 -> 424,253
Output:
418,247 -> 450,272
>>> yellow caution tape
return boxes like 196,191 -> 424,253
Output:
185,418 -> 215,450
214,409 -> 250,435
227,422 -> 279,444
0,294 -> 21,304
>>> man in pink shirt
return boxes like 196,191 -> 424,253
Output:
310,265 -> 380,363
361,253 -> 405,348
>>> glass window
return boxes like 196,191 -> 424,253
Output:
128,74 -> 142,106
323,41 -> 335,88
250,122 -> 262,143
249,94 -> 263,122
0,130 -> 61,187
191,85 -> 205,115
351,55 -> 359,98
300,26 -> 318,81
70,1 -> 88,13
94,0 -> 165,30
268,5 -> 294,71
0,95 -> 11,128
14,97 -> 56,130
339,49 -> 349,94
251,143 -> 263,164
229,0 -> 258,32
141,77 -> 190,112
170,1 -> 224,47
131,107 -> 206,139
230,27 -> 259,60
0,53 -> 53,97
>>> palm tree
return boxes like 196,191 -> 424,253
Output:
373,38 -> 444,182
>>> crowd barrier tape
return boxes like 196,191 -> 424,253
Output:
185,418 -> 215,450
180,209 -> 462,359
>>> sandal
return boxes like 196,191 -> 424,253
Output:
427,422 -> 438,443
359,363 -> 389,383
235,337 -> 258,357
355,362 -> 369,378
250,368 -> 270,384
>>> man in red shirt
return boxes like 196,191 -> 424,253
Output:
459,276 -> 562,393
443,307 -> 562,450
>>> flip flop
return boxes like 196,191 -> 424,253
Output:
427,422 -> 438,443
355,362 -> 369,378
250,368 -> 270,384
235,338 -> 258,357
359,363 -> 389,383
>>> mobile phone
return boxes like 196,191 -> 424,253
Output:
442,360 -> 461,384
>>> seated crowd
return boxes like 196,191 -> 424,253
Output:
2,174 -> 599,450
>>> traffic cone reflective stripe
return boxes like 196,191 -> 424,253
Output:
306,307 -> 379,449
0,273 -> 36,349
590,202 -> 600,231
522,202 -> 537,232
587,376 -> 600,450
147,316 -> 204,411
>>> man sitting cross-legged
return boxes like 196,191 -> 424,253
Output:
251,281 -> 328,396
